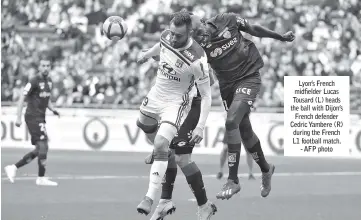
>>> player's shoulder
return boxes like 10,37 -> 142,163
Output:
160,29 -> 172,44
179,39 -> 206,64
210,13 -> 235,23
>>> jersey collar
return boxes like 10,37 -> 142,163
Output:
177,38 -> 193,51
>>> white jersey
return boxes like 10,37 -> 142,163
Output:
147,30 -> 209,104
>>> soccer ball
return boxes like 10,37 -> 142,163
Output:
102,16 -> 128,41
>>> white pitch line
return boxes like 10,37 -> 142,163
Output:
2,171 -> 361,182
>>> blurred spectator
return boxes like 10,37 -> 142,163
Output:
1,0 -> 361,111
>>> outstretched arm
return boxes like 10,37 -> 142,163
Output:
245,24 -> 292,41
233,14 -> 295,42
137,43 -> 161,64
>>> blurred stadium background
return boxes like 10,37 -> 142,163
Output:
2,0 -> 361,109
1,0 -> 361,220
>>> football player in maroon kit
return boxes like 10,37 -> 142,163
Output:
4,55 -> 60,186
190,12 -> 295,200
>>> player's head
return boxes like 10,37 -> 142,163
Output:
38,54 -> 52,77
190,15 -> 211,47
169,11 -> 193,48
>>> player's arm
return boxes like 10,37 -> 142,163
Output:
194,56 -> 212,131
47,100 -> 60,117
209,65 -> 216,86
232,13 -> 295,42
137,43 -> 161,64
15,79 -> 35,127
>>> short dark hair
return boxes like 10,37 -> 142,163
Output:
170,10 -> 192,29
39,52 -> 52,63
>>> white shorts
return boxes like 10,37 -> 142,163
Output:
140,95 -> 192,130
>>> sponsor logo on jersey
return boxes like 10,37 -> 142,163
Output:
223,31 -> 231,39
175,59 -> 184,68
206,44 -> 212,48
159,62 -> 180,82
39,91 -> 51,98
39,82 -> 45,90
235,87 -> 251,95
48,82 -> 52,89
183,50 -> 195,61
209,37 -> 237,58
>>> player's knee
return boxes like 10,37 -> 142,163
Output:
36,141 -> 48,155
153,135 -> 170,162
221,143 -> 230,154
225,101 -> 251,131
136,119 -> 158,134
175,154 -> 192,168
225,118 -> 238,130
168,150 -> 177,168
37,143 -> 47,166
154,136 -> 168,151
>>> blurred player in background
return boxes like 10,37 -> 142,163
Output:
135,11 -> 215,219
144,70 -> 217,220
217,133 -> 255,180
190,12 -> 295,200
4,54 -> 60,186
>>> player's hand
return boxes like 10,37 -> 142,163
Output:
137,49 -> 150,64
190,127 -> 204,144
52,110 -> 60,117
15,118 -> 22,127
281,31 -> 295,42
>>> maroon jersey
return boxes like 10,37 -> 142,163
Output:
203,13 -> 264,98
23,75 -> 52,119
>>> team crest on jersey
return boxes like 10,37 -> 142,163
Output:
223,31 -> 231,39
175,59 -> 184,68
39,82 -> 45,90
218,27 -> 231,39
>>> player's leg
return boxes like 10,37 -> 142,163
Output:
31,120 -> 57,186
4,118 -> 40,183
149,150 -> 177,220
137,111 -> 160,165
217,142 -> 228,179
138,97 -> 162,164
239,114 -> 274,197
244,146 -> 255,180
176,154 -> 217,218
4,149 -> 38,183
160,149 -> 177,201
137,110 -> 159,144
150,99 -> 199,219
216,98 -> 247,199
137,122 -> 177,215
34,140 -> 57,186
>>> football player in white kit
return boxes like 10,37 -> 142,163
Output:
135,11 -> 214,218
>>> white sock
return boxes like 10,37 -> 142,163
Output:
146,160 -> 168,200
